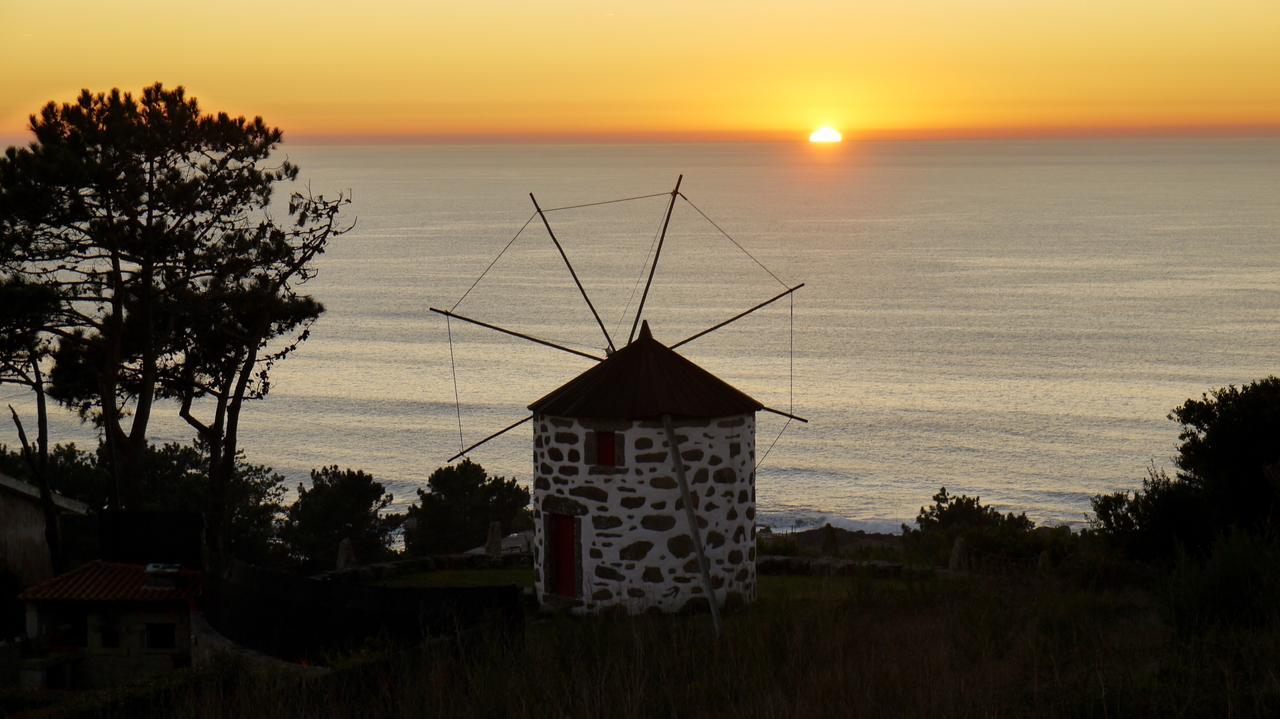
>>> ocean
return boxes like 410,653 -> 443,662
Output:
5,138 -> 1278,532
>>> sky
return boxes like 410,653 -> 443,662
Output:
1,0 -> 1278,142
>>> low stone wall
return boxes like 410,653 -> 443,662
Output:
313,553 -> 532,584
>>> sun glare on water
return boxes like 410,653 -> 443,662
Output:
809,126 -> 842,143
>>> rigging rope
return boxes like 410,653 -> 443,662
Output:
542,191 -> 670,212
446,315 -> 465,453
451,212 -> 536,312
757,279 -> 798,472
678,193 -> 789,289
612,200 -> 670,339
756,418 -> 792,472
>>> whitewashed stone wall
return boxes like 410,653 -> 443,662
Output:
531,413 -> 757,614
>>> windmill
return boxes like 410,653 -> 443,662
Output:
430,176 -> 805,629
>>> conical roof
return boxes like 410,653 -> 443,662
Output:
529,321 -> 763,421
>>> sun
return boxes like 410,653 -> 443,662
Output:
809,126 -> 842,143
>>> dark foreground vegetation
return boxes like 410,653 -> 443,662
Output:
0,378 -> 1275,718
5,570 -> 1278,718
6,369 -> 1278,717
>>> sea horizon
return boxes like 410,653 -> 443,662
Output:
3,136 -> 1277,534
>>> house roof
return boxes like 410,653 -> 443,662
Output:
0,471 -> 89,515
529,321 -> 763,421
20,561 -> 201,604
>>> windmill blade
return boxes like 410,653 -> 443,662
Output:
761,405 -> 808,423
670,284 -> 804,350
448,415 -> 533,463
430,308 -> 604,361
530,193 -> 617,353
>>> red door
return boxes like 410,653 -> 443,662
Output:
547,513 -> 578,598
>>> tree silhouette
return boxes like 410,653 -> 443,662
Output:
1092,376 -> 1280,557
279,466 -> 393,572
405,460 -> 530,556
1172,377 -> 1280,531
0,277 -> 66,571
0,84 -> 349,567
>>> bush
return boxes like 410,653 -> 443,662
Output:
903,487 -> 1043,569
1091,377 -> 1280,560
279,466 -> 395,572
1173,377 -> 1280,535
0,441 -> 286,566
1165,529 -> 1280,632
134,443 -> 287,566
0,442 -> 111,509
1090,465 -> 1205,561
757,533 -> 800,557
403,460 -> 530,556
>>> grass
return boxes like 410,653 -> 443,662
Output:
26,570 -> 1280,718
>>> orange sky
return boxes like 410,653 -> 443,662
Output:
2,0 -> 1278,142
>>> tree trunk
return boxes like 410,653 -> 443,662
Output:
32,361 -> 65,574
10,390 -> 64,574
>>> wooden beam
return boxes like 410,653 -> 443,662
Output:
448,416 -> 533,462
430,308 -> 604,361
662,414 -> 722,638
670,284 -> 804,350
761,406 -> 808,423
530,193 -> 616,353
628,175 -> 683,345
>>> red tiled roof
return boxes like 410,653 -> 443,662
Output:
20,561 -> 201,603
529,321 -> 763,420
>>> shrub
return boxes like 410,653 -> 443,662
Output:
1091,376 -> 1280,560
403,460 -> 530,556
1172,377 -> 1280,535
757,533 -> 800,557
1,441 -> 286,566
1090,465 -> 1204,561
903,487 -> 1042,569
279,466 -> 394,571
1165,529 -> 1280,632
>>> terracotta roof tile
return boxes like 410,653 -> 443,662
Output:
529,321 -> 762,420
20,561 -> 201,603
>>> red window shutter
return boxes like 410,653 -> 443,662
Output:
596,430 -> 616,466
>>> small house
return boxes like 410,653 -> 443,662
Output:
19,561 -> 200,688
528,322 -> 761,614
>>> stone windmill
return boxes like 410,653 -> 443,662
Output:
431,177 -> 804,629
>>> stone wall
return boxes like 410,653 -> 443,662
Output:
532,413 -> 757,614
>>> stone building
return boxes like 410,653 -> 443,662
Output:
528,322 -> 761,614
0,471 -> 88,586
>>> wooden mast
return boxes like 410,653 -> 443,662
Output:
670,284 -> 805,350
530,193 -> 616,353
430,307 -> 604,361
662,414 -> 723,638
448,415 -> 533,462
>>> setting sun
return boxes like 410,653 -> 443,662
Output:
809,126 -> 843,143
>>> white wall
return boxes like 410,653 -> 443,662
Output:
531,413 -> 757,614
